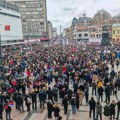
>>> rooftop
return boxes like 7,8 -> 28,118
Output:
0,0 -> 19,11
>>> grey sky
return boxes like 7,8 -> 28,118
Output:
47,0 -> 120,32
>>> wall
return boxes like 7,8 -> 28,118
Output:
0,7 -> 23,45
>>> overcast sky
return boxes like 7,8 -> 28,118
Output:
47,0 -> 120,33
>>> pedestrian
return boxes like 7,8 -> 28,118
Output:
4,102 -> 12,120
52,85 -> 59,102
103,103 -> 111,120
62,95 -> 69,115
16,93 -> 24,113
47,100 -> 53,119
96,101 -> 102,120
89,96 -> 96,119
110,100 -> 116,119
97,86 -> 104,102
47,87 -> 54,104
0,100 -> 3,120
92,80 -> 97,96
77,89 -> 84,105
24,94 -> 32,112
53,104 -> 61,120
116,100 -> 120,120
31,91 -> 37,110
76,92 -> 80,110
84,87 -> 89,104
71,95 -> 76,114
39,90 -> 46,109
105,83 -> 111,104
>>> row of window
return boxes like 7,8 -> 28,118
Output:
113,30 -> 120,35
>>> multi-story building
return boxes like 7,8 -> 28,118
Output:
6,0 -> 47,39
71,16 -> 94,42
112,24 -> 120,42
89,26 -> 102,42
47,21 -> 53,40
73,24 -> 89,42
0,0 -> 23,46
52,28 -> 57,38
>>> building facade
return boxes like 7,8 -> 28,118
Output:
6,0 -> 47,39
112,24 -> 120,42
0,0 -> 23,45
47,21 -> 53,40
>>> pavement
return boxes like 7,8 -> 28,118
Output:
2,63 -> 120,120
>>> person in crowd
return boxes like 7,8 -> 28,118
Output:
104,103 -> 111,120
77,89 -> 84,105
31,90 -> 37,110
84,87 -> 89,104
71,95 -> 76,114
89,96 -> 96,119
116,100 -> 120,120
0,100 -> 4,120
105,83 -> 111,104
76,92 -> 80,110
53,104 -> 61,120
16,93 -> 24,113
52,85 -> 59,102
62,95 -> 69,115
24,93 -> 32,112
110,100 -> 116,120
39,90 -> 46,109
92,80 -> 97,96
97,86 -> 104,102
96,101 -> 102,120
47,100 -> 53,119
4,101 -> 12,120
47,87 -> 54,104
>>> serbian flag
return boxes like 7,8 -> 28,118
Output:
8,101 -> 14,107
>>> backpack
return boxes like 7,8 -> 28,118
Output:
27,97 -> 31,104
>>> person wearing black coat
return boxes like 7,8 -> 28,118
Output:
89,97 -> 96,119
110,100 -> 116,119
62,95 -> 69,115
104,103 -> 111,119
0,101 -> 3,120
16,94 -> 24,113
105,83 -> 111,104
31,91 -> 37,110
47,87 -> 54,104
98,86 -> 104,102
73,82 -> 78,93
53,104 -> 60,119
67,89 -> 73,103
116,100 -> 120,120
47,101 -> 53,119
24,94 -> 32,112
39,90 -> 46,108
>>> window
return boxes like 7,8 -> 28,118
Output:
113,30 -> 115,34
78,34 -> 82,38
84,33 -> 88,37
118,30 -> 119,34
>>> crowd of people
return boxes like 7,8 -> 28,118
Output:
0,42 -> 120,120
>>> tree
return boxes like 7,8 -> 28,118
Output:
93,9 -> 111,25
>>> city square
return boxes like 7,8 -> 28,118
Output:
0,0 -> 120,120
